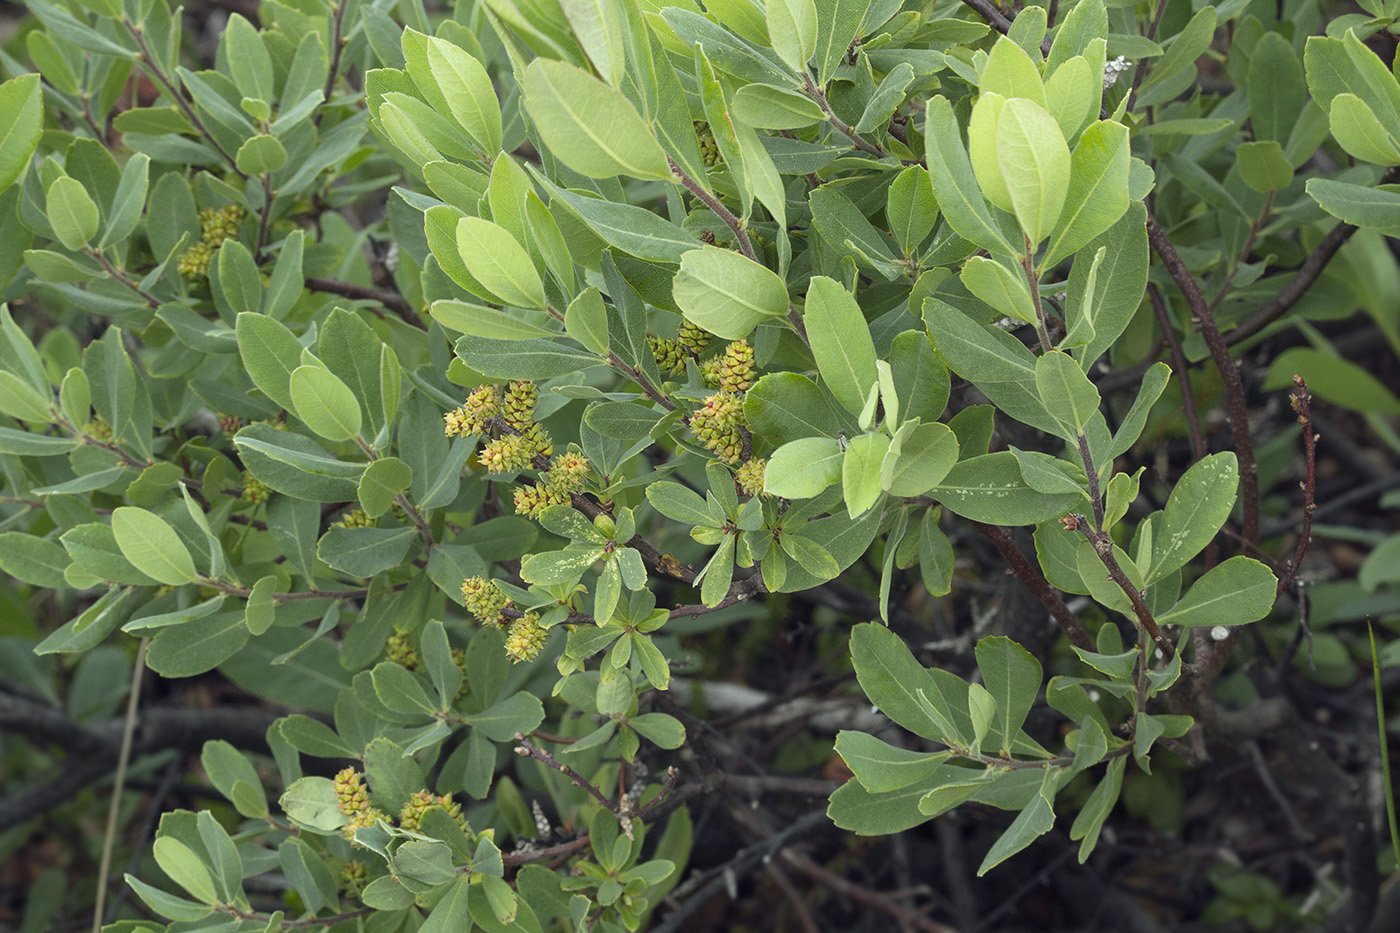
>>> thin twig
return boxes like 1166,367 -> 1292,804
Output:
316,1 -> 349,126
514,733 -> 617,813
668,157 -> 757,261
972,522 -> 1094,650
1148,283 -> 1207,462
1276,376 -> 1317,596
121,19 -> 246,178
1207,191 -> 1272,313
1024,236 -> 1053,352
92,638 -> 149,933
1067,514 -> 1174,660
802,71 -> 889,159
1127,0 -> 1172,113
1147,213 -> 1260,546
305,276 -> 423,327
86,248 -> 160,308
782,849 -> 960,933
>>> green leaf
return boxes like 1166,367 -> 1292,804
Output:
925,97 -> 1015,255
454,336 -> 600,379
319,527 -> 417,578
0,371 -> 53,423
1236,140 -> 1293,192
981,37 -> 1046,107
235,135 -> 287,175
1070,754 -> 1125,861
960,256 -> 1037,325
1106,362 -> 1170,462
928,452 -> 1082,525
146,611 -> 249,677
536,176 -> 702,263
645,482 -> 718,527
804,276 -> 877,414
997,99 -> 1071,245
289,365 -> 362,441
975,636 -> 1043,756
731,83 -> 825,129
522,59 -> 671,180
764,436 -> 844,499
673,245 -> 789,339
0,532 -> 71,587
855,61 -> 916,135
236,312 -> 301,411
1044,56 -> 1096,141
97,153 -> 150,251
813,0 -> 872,86
1156,557 -> 1277,628
1041,121 -> 1131,269
464,691 -> 546,742
766,0 -> 817,72
1148,452 -> 1238,584
152,838 -> 218,905
358,457 -> 412,518
1137,7 -> 1217,108
224,13 -> 274,104
976,766 -> 1060,875
1306,177 -> 1400,231
0,74 -> 42,194
1263,347 -> 1400,414
46,176 -> 99,251
849,621 -> 953,744
234,423 -> 365,502
887,165 -> 940,256
427,37 -> 502,155
1248,32 -> 1305,144
456,216 -> 546,310
1035,350 -> 1100,436
1329,93 -> 1400,165
887,422 -> 960,497
842,432 -> 890,518
111,507 -> 199,585
835,731 -> 948,793
430,300 -> 554,340
629,712 -> 685,749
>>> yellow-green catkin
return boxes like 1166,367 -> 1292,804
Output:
649,336 -> 686,375
83,415 -> 113,442
241,474 -> 270,504
501,381 -> 538,430
737,457 -> 768,497
676,320 -> 711,357
444,385 -> 498,437
690,392 -> 744,464
179,204 -> 246,281
505,613 -> 547,663
334,768 -> 389,840
461,576 -> 512,626
695,122 -> 722,167
337,508 -> 375,528
384,631 -> 418,669
479,434 -> 533,473
398,789 -> 468,834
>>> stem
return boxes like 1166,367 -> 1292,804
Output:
1127,0 -> 1172,113
305,276 -> 423,327
668,157 -> 757,261
1070,515 -> 1175,659
1207,191 -> 1272,313
1147,213 -> 1260,546
121,19 -> 245,179
395,493 -> 435,549
1023,237 -> 1053,352
316,1 -> 349,126
1276,376 -> 1317,596
86,248 -> 160,308
1148,284 -> 1207,462
972,521 -> 1094,650
1229,165 -> 1400,345
606,352 -> 677,411
254,175 -> 275,262
801,71 -> 889,159
1076,433 -> 1104,532
514,733 -> 617,812
91,638 -> 148,933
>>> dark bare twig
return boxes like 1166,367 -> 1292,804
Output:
1148,284 -> 1206,462
514,733 -> 617,812
317,0 -> 349,126
801,71 -> 889,160
972,522 -> 1094,650
1126,0 -> 1172,112
305,276 -> 423,327
1147,213 -> 1260,547
1276,376 -> 1317,597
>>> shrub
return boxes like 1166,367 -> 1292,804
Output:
0,0 -> 1397,930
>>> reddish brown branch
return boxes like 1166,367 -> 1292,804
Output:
305,276 -> 423,327
1147,213 -> 1260,546
1276,376 -> 1317,596
973,522 -> 1094,650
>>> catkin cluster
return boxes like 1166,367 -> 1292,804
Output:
688,339 -> 755,466
178,204 -> 246,281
